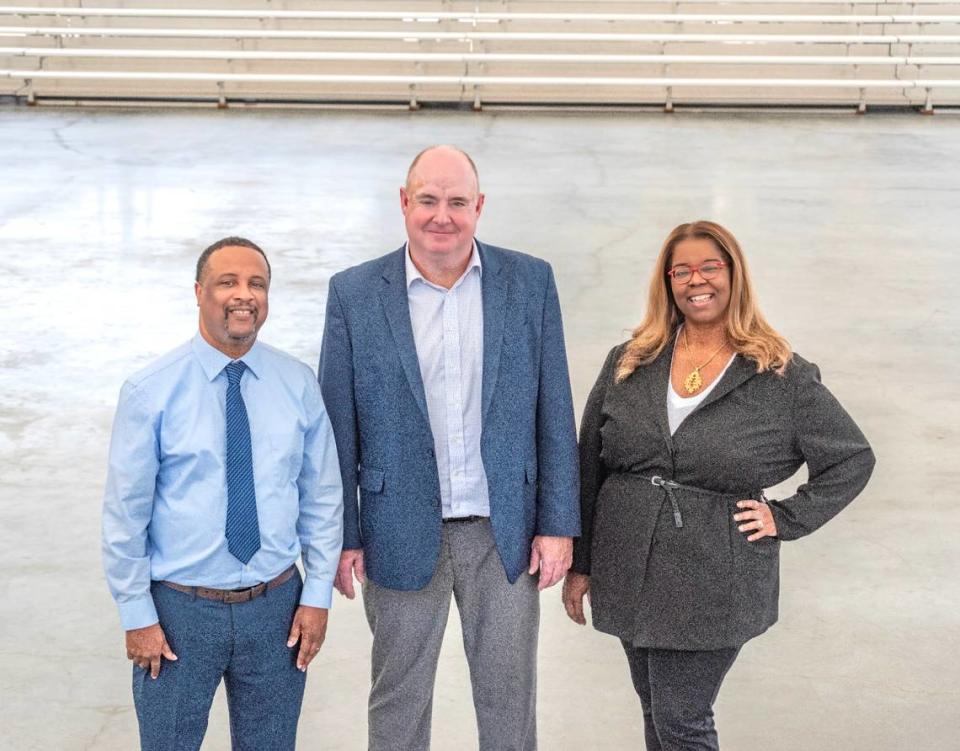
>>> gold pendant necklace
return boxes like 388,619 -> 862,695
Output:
682,327 -> 728,394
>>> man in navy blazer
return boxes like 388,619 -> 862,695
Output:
319,145 -> 580,750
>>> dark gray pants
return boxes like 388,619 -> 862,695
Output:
363,519 -> 539,751
621,642 -> 740,751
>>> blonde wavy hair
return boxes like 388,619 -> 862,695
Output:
615,221 -> 792,383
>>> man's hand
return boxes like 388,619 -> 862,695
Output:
286,605 -> 329,672
126,623 -> 177,680
527,535 -> 572,591
334,549 -> 366,599
562,572 -> 591,625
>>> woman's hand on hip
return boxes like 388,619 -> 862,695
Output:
562,572 -> 591,626
734,499 -> 778,542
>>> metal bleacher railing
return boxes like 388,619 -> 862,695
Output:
1,3 -> 959,111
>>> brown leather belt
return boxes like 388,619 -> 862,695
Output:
159,564 -> 297,604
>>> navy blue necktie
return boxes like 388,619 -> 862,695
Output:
224,361 -> 261,564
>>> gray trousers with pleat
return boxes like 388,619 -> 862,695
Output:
363,518 -> 539,751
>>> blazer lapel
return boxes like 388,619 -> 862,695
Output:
378,247 -> 430,424
641,337 -> 676,452
694,353 -> 757,412
479,241 -> 507,420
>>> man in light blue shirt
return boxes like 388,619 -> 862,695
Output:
102,237 -> 343,751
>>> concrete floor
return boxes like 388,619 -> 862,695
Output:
1,106 -> 958,750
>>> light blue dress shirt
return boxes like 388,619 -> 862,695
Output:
102,334 -> 343,630
405,244 -> 491,518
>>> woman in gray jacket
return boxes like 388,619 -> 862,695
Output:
562,220 -> 874,750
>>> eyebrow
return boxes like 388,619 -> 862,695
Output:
214,272 -> 268,281
673,257 -> 724,265
414,190 -> 472,201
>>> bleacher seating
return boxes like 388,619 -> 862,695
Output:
2,1 -> 959,110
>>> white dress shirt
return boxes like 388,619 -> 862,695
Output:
405,244 -> 491,518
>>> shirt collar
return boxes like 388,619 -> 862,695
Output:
404,241 -> 482,290
191,332 -> 263,382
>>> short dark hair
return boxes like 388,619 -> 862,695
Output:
196,236 -> 271,283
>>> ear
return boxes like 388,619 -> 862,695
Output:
399,186 -> 410,213
195,281 -> 202,307
474,192 -> 485,218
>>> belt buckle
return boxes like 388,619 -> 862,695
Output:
650,475 -> 666,487
224,582 -> 267,604
223,588 -> 253,604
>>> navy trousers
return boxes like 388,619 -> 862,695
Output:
621,642 -> 741,751
132,572 -> 307,751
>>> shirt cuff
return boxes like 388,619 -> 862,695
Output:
118,595 -> 159,631
299,576 -> 334,610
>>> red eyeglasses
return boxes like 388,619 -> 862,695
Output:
666,261 -> 727,284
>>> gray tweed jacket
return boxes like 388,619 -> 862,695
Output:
572,336 -> 875,650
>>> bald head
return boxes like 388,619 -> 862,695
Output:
406,145 -> 479,193
400,145 -> 485,276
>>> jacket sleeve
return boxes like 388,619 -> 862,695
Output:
318,277 -> 362,551
571,344 -> 621,574
533,264 -> 582,537
768,359 -> 876,541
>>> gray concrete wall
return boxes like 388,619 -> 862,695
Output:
0,107 -> 957,749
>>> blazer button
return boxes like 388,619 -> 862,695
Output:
433,496 -> 441,508
427,448 -> 435,458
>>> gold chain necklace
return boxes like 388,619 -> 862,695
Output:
681,327 -> 728,394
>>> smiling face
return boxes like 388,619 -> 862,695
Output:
195,245 -> 270,358
400,147 -> 484,266
668,236 -> 732,327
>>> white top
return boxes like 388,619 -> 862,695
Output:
667,349 -> 737,436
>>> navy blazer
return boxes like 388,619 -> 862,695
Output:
319,241 -> 580,591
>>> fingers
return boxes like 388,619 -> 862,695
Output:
734,500 -> 766,534
289,607 -> 329,671
562,575 -> 589,625
528,546 -> 541,577
341,571 -> 356,599
286,616 -> 302,649
126,624 -> 174,679
537,562 -> 553,591
539,559 -> 570,591
296,632 -> 326,672
735,499 -> 777,542
335,559 -> 357,600
355,553 -> 366,584
529,537 -> 572,589
149,653 -> 161,680
333,569 -> 350,598
563,588 -> 586,625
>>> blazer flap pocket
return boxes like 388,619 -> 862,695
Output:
524,462 -> 538,485
359,466 -> 385,493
